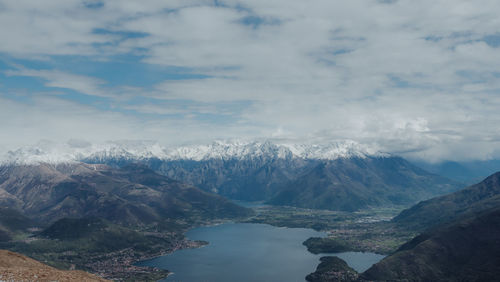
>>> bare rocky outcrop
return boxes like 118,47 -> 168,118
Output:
0,249 -> 109,281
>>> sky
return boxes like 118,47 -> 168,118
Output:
1,0 -> 500,162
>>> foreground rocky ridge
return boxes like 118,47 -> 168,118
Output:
0,249 -> 108,282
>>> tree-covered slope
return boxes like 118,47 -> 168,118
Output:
268,157 -> 460,211
393,171 -> 500,231
362,207 -> 500,281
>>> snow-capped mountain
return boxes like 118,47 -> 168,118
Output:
0,140 -> 168,165
281,141 -> 384,160
0,139 -> 460,212
0,139 -> 386,165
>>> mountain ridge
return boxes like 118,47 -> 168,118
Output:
1,140 -> 461,211
393,171 -> 500,231
358,171 -> 500,281
268,156 -> 460,211
0,162 -> 252,226
1,139 -> 388,165
362,206 -> 500,281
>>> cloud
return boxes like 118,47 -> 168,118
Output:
0,94 -> 258,154
5,67 -> 110,97
1,0 -> 500,161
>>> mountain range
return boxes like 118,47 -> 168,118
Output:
1,140 -> 461,211
2,140 -> 499,281
267,156 -> 458,211
0,162 -> 251,227
1,139 -> 382,165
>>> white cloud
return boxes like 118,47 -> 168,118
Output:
0,95 -> 260,155
1,0 -> 500,161
5,68 -> 111,97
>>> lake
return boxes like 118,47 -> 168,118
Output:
137,223 -> 384,282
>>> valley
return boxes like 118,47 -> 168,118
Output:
0,202 -> 409,281
0,161 -> 253,281
243,205 -> 415,254
0,212 -> 219,280
1,141 -> 499,281
3,2 -> 500,281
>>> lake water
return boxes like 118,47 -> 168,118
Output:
137,223 -> 384,282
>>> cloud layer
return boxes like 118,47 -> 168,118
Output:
1,0 -> 500,161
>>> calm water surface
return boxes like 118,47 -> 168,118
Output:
137,223 -> 384,282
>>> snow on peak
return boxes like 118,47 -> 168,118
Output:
163,140 -> 293,161
281,140 -> 382,160
0,139 -> 387,165
0,140 -> 167,165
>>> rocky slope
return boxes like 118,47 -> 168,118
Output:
0,140 -> 382,201
357,171 -> 500,281
83,140 -> 385,201
0,162 -> 252,226
393,171 -> 500,231
0,249 -> 108,281
362,207 -> 500,281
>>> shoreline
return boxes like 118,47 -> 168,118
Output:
118,218 -> 241,280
